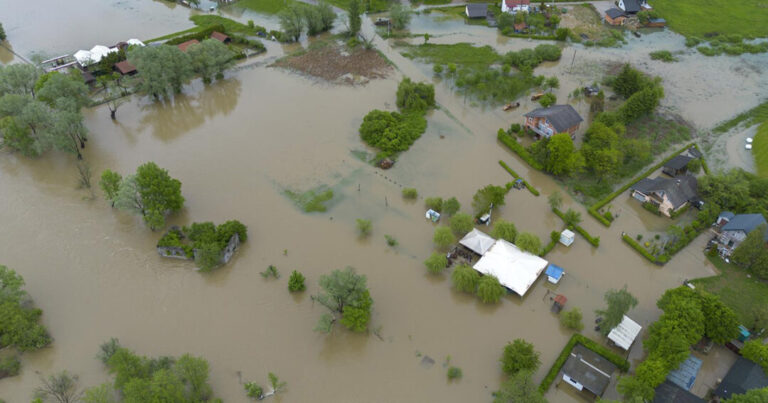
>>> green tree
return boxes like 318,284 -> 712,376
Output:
548,190 -> 563,211
402,188 -> 418,199
0,265 -> 51,352
725,388 -> 768,403
477,275 -> 505,304
472,185 -> 506,215
612,64 -> 650,99
433,227 -> 456,250
0,64 -> 41,96
82,383 -> 117,403
279,5 -> 305,42
112,162 -> 184,230
99,170 -> 122,206
500,339 -> 540,375
699,292 -> 739,344
396,78 -> 435,112
356,218 -> 372,237
538,92 -> 556,108
450,213 -> 474,236
442,197 -> 461,216
128,45 -> 193,100
595,285 -> 638,335
741,340 -> 768,373
389,3 -> 413,30
491,219 -> 517,243
348,0 -> 362,36
563,208 -> 582,228
0,22 -> 5,42
493,371 -> 546,403
749,305 -> 768,333
424,252 -> 448,274
732,224 -> 768,274
545,133 -> 580,176
244,382 -> 264,400
425,197 -> 443,212
304,6 -> 325,36
37,72 -> 89,110
340,289 -> 372,332
288,270 -> 306,292
312,267 -> 371,333
545,76 -> 559,91
560,307 -> 584,331
515,232 -> 542,255
267,372 -> 287,396
34,371 -> 82,403
447,366 -> 462,380
451,264 -> 479,293
617,374 -> 655,402
317,2 -> 337,31
186,39 -> 234,83
175,354 -> 212,401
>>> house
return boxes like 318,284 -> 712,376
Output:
713,357 -> 768,400
618,0 -> 645,14
472,239 -> 548,296
523,104 -> 583,139
653,381 -> 705,403
604,8 -> 627,26
465,3 -> 488,19
561,344 -> 618,398
630,175 -> 699,217
501,0 -> 529,14
662,155 -> 694,176
210,31 -> 231,43
607,315 -> 642,350
114,60 -> 137,76
177,39 -> 200,52
717,213 -> 768,253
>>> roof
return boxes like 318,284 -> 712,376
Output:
504,0 -> 530,8
459,228 -> 496,256
664,155 -> 694,171
718,211 -> 736,222
73,50 -> 93,65
714,357 -> 768,399
126,38 -> 145,47
667,355 -> 703,391
607,315 -> 642,350
687,146 -> 703,158
89,45 -> 117,63
631,175 -> 699,210
545,264 -> 564,281
177,39 -> 200,52
622,0 -> 641,12
210,31 -> 230,42
472,239 -> 548,296
114,60 -> 136,74
524,104 -> 584,133
562,344 -> 618,396
605,8 -> 626,19
721,214 -> 768,240
465,3 -> 488,18
653,381 -> 705,403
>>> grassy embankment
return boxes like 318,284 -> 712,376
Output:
692,255 -> 768,325
652,0 -> 768,56
714,101 -> 768,178
144,15 -> 266,43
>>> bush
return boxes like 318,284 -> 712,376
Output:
385,235 -> 398,247
433,226 -> 456,250
451,264 -> 480,293
501,339 -> 540,375
402,187 -> 418,199
389,3 -> 413,30
244,382 -> 264,400
509,123 -> 522,133
450,213 -> 474,236
433,64 -> 443,74
0,356 -> 20,378
685,37 -> 701,47
288,270 -> 306,292
649,50 -> 677,62
538,92 -> 556,108
356,219 -> 372,237
359,110 -> 427,156
477,275 -> 505,303
560,308 -> 584,331
425,197 -> 444,212
442,197 -> 460,216
498,130 -> 544,171
515,232 -> 542,255
424,252 -> 448,274
396,78 -> 435,112
447,366 -> 462,380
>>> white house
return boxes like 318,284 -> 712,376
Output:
618,0 -> 649,14
501,0 -> 530,14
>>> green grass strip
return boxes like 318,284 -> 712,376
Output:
498,160 -> 540,196
754,121 -> 768,178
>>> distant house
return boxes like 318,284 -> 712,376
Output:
513,22 -> 528,33
177,39 -> 200,52
662,155 -> 694,177
618,0 -> 645,14
561,344 -> 618,398
604,8 -> 627,26
114,60 -> 137,76
713,357 -> 768,400
501,0 -> 529,14
653,381 -> 705,403
465,3 -> 488,19
630,175 -> 699,217
210,31 -> 231,43
523,104 -> 583,139
717,213 -> 768,253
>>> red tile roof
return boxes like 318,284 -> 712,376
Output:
177,39 -> 200,52
210,31 -> 230,42
505,0 -> 530,8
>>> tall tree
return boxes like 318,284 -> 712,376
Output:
175,354 -> 212,401
128,45 -> 193,100
547,190 -> 562,211
500,339 -> 540,375
451,264 -> 479,293
491,219 -> 517,243
389,4 -> 413,30
472,185 -> 506,215
545,133 -> 582,176
515,232 -> 542,255
477,275 -> 505,304
0,64 -> 41,96
34,371 -> 83,403
563,208 -> 582,227
0,265 -> 51,352
109,163 -> 184,230
493,371 -> 546,403
312,267 -> 372,333
450,213 -> 474,236
595,285 -> 638,335
186,39 -> 235,84
279,5 -> 305,42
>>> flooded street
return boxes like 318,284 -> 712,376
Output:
0,1 -> 761,402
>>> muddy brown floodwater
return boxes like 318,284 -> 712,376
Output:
0,1 -> 764,402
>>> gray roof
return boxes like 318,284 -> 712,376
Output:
632,175 -> 699,210
653,381 -> 705,403
622,0 -> 641,12
721,213 -> 768,240
465,3 -> 488,18
714,357 -> 768,399
562,344 -> 617,396
664,155 -> 694,171
718,211 -> 736,222
687,146 -> 703,158
524,104 -> 583,133
605,8 -> 626,19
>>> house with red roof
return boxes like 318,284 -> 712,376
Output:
501,0 -> 530,14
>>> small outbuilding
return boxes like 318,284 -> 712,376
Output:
646,18 -> 667,28
604,8 -> 627,26
465,3 -> 488,19
662,155 -> 694,177
561,344 -> 618,398
713,357 -> 768,400
472,239 -> 548,296
666,355 -> 703,391
560,229 -> 575,246
545,264 -> 564,284
114,60 -> 137,75
177,39 -> 200,52
210,31 -> 232,43
607,315 -> 642,350
459,228 -> 496,256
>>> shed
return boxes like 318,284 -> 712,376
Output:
607,315 -> 642,350
114,60 -> 137,75
545,264 -> 564,284
662,155 -> 693,176
737,325 -> 751,342
561,344 -> 618,397
177,39 -> 200,52
472,239 -> 548,296
210,31 -> 231,43
465,3 -> 488,18
604,8 -> 627,26
714,357 -> 768,399
459,228 -> 496,256
653,380 -> 705,403
560,229 -> 575,246
646,18 -> 667,27
426,209 -> 441,222
666,355 -> 703,391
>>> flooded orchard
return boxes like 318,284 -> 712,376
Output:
1,0 -> 766,401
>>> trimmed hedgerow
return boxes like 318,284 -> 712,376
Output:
498,160 -> 540,196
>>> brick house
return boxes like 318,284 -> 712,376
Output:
523,104 -> 583,139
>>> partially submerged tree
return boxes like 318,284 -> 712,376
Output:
451,264 -> 479,293
442,197 -> 461,216
560,307 -> 584,331
348,0 -> 362,37
34,371 -> 83,403
500,339 -> 540,375
595,285 -> 638,335
449,213 -> 474,236
433,226 -> 456,250
312,267 -> 372,333
515,232 -> 542,255
288,271 -> 306,292
389,4 -> 413,30
563,208 -> 582,227
424,252 -> 448,274
187,39 -> 235,84
493,371 -> 546,403
472,185 -> 506,215
279,5 -> 305,42
547,190 -> 562,211
128,45 -> 193,100
0,265 -> 51,352
356,218 -> 372,237
491,219 -> 517,243
476,275 -> 505,304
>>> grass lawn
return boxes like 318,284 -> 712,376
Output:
189,15 -> 264,35
692,255 -> 768,326
399,43 -> 501,68
652,0 -> 768,38
714,101 -> 768,133
754,122 -> 768,178
145,26 -> 206,43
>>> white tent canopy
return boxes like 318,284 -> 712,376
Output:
88,45 -> 117,63
73,50 -> 93,65
607,315 -> 642,350
126,38 -> 145,47
472,239 -> 548,296
459,228 -> 496,256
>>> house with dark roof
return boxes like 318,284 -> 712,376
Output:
604,8 -> 627,26
523,104 -> 583,139
560,344 -> 618,398
716,213 -> 768,254
653,381 -> 705,403
465,3 -> 488,18
713,357 -> 768,400
618,0 -> 644,13
630,175 -> 699,217
663,155 -> 694,177
501,0 -> 529,14
177,39 -> 200,52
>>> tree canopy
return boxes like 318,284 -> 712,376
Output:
128,45 -> 193,100
731,224 -> 768,279
477,275 -> 505,304
0,265 -> 51,353
491,219 -> 517,243
472,185 -> 506,215
595,285 -> 638,335
493,370 -> 546,403
500,339 -> 540,375
186,39 -> 235,84
313,267 -> 372,333
451,264 -> 479,293
515,232 -> 542,255
433,226 -> 456,250
449,213 -> 474,236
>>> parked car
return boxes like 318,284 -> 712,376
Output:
746,144 -> 753,150
746,137 -> 753,143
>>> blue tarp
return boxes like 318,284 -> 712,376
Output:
738,325 -> 751,342
667,355 -> 703,391
545,264 -> 564,281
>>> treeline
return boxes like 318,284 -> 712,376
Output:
278,2 -> 336,42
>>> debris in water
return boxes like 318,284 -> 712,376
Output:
420,355 -> 435,369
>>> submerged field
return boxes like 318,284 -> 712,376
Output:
652,0 -> 768,38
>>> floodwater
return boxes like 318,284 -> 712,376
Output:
0,1 -> 760,402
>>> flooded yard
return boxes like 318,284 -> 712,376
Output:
0,1 -> 765,402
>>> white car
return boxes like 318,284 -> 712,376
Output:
746,137 -> 753,143
746,144 -> 753,150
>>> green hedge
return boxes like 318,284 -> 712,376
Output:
669,203 -> 690,219
588,142 -> 699,227
622,234 -> 665,265
691,144 -> 710,175
540,239 -> 557,257
498,160 -> 540,196
552,208 -> 600,247
498,130 -> 545,171
539,334 -> 629,393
